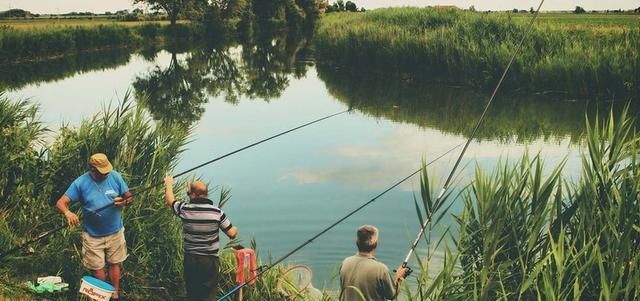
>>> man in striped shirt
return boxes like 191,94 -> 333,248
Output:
164,176 -> 238,301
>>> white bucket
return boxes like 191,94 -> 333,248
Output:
78,276 -> 115,301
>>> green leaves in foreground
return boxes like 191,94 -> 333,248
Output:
416,107 -> 640,300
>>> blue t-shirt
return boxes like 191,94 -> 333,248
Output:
64,171 -> 129,237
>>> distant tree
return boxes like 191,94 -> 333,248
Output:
574,6 -> 586,14
326,0 -> 362,13
529,7 -> 534,13
345,1 -> 357,12
0,9 -> 27,18
468,5 -> 476,12
133,0 -> 201,25
636,6 -> 640,13
105,11 -> 112,15
512,8 -> 518,13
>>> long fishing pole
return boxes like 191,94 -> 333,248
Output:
397,0 -> 546,278
0,109 -> 350,261
215,142 -> 463,301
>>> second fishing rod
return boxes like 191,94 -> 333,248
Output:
396,0 -> 546,284
0,109 -> 349,261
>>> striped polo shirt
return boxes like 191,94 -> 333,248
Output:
172,198 -> 232,256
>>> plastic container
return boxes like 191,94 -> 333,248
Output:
78,276 -> 115,301
37,276 -> 62,284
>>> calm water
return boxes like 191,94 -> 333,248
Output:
6,43 -> 593,290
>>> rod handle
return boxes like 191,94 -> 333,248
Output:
393,265 -> 413,278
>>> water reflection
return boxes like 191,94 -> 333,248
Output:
3,25 -> 636,142
132,29 -> 314,127
316,64 -> 638,142
0,48 -> 131,90
133,50 -> 208,127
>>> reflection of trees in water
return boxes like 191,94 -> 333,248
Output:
134,29 -> 313,126
316,64 -> 638,143
133,52 -> 208,128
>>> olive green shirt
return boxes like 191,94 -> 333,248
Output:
339,253 -> 397,301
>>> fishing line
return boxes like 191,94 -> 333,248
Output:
397,0 -> 546,280
215,142 -> 463,301
0,109 -> 350,261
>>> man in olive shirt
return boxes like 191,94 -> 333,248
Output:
339,225 -> 408,301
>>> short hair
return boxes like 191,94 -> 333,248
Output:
356,225 -> 378,252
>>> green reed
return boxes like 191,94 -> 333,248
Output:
0,23 -> 199,64
314,8 -> 640,98
410,106 -> 640,300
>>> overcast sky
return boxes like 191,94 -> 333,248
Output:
0,0 -> 637,14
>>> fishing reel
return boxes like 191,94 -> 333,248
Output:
394,264 -> 413,279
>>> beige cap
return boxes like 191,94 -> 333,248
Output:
88,153 -> 113,174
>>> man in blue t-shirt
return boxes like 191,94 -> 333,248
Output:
56,153 -> 133,300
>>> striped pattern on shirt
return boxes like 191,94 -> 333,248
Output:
172,198 -> 232,256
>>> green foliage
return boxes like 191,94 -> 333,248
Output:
0,94 -> 46,208
574,6 -> 586,14
326,0 -> 362,13
0,9 -> 30,18
133,0 -> 192,25
314,7 -> 640,98
0,23 -> 203,64
415,107 -> 640,300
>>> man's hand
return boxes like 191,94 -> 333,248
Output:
113,196 -> 132,208
164,175 -> 174,187
394,265 -> 409,281
64,211 -> 80,226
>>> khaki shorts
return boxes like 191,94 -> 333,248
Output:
81,228 -> 128,270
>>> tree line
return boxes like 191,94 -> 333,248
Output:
132,0 -> 325,27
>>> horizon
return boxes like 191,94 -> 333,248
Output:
0,0 -> 637,15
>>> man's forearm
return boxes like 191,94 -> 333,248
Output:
55,197 -> 70,215
164,187 -> 174,207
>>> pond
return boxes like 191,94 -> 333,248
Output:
5,32 -> 608,290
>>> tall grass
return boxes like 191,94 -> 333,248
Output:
0,23 -> 199,64
314,8 -> 640,98
411,106 -> 640,300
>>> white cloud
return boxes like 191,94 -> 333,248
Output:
280,123 -> 582,191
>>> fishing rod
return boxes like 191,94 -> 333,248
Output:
215,142 -> 463,301
397,0 -> 546,280
0,109 -> 350,261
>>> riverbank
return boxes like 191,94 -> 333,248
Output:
0,18 -> 182,30
0,22 -> 201,64
314,8 -> 640,99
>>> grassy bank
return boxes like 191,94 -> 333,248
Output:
0,22 -> 200,64
0,19 -> 183,30
314,8 -> 640,98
